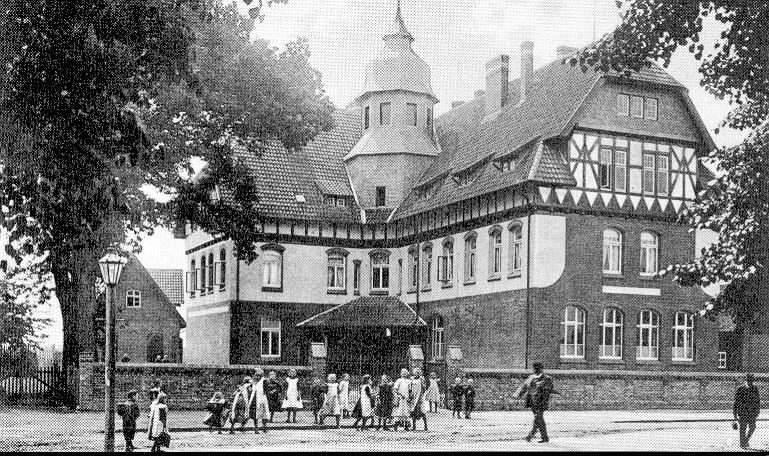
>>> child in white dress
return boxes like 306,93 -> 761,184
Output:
319,373 -> 342,428
425,372 -> 441,413
352,374 -> 375,430
339,373 -> 351,419
282,368 -> 303,423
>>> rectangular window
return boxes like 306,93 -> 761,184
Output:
599,149 -> 612,189
718,352 -> 727,369
630,95 -> 644,118
643,153 -> 655,194
379,102 -> 391,125
375,187 -> 386,207
464,236 -> 477,282
260,319 -> 281,357
637,310 -> 660,360
645,97 -> 658,120
353,261 -> 361,294
422,248 -> 432,287
409,249 -> 418,289
364,106 -> 370,129
614,150 -> 627,192
672,312 -> 694,361
327,256 -> 346,290
126,290 -> 141,308
426,107 -> 433,136
617,94 -> 630,117
407,103 -> 417,126
262,251 -> 282,289
371,254 -> 390,291
657,155 -> 669,195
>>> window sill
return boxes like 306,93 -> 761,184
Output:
407,289 -> 417,295
463,279 -> 476,286
441,282 -> 453,289
327,289 -> 347,296
421,286 -> 432,292
261,355 -> 281,360
370,290 -> 389,296
598,358 -> 625,364
602,273 -> 625,280
262,286 -> 283,293
636,358 -> 661,365
559,357 -> 587,364
672,359 -> 695,365
487,275 -> 501,282
508,272 -> 522,279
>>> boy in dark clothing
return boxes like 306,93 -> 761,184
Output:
516,362 -> 558,444
310,378 -> 327,425
450,377 -> 464,418
464,376 -> 476,419
117,390 -> 141,452
734,373 -> 761,448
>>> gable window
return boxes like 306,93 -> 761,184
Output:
407,102 -> 418,126
375,187 -> 386,207
187,260 -> 197,297
617,93 -> 630,117
353,260 -> 361,295
489,227 -> 503,279
643,153 -> 655,194
560,306 -> 585,358
637,310 -> 660,360
371,251 -> 390,292
602,228 -> 622,275
599,308 -> 623,359
672,311 -> 694,361
219,249 -> 226,291
599,149 -> 612,189
422,244 -> 433,289
640,232 -> 659,276
438,238 -> 454,284
380,102 -> 391,125
260,319 -> 281,358
645,97 -> 658,120
261,245 -> 284,291
364,106 -> 370,129
657,155 -> 669,195
464,233 -> 477,283
630,95 -> 644,119
431,316 -> 445,359
327,249 -> 347,292
614,150 -> 627,192
126,290 -> 141,308
509,224 -> 523,276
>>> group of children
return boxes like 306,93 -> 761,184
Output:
117,386 -> 170,453
449,375 -> 477,419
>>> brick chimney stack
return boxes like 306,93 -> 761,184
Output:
519,41 -> 534,104
484,54 -> 510,118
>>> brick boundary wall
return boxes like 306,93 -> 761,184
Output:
466,369 -> 769,411
78,362 -> 315,412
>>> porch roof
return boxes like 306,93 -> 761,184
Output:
296,296 -> 427,328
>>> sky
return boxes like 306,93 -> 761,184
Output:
127,0 -> 743,313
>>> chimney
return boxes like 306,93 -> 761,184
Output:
519,41 -> 534,103
485,54 -> 510,116
474,89 -> 485,98
451,100 -> 465,109
557,45 -> 579,61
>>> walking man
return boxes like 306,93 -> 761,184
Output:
515,362 -> 557,444
734,373 -> 761,449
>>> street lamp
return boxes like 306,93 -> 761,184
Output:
98,246 -> 127,452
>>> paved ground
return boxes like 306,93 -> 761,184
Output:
0,407 -> 767,452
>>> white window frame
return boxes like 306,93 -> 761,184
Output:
490,229 -> 502,277
187,260 -> 197,297
643,153 -> 656,195
260,319 -> 281,358
599,308 -> 623,359
327,255 -> 346,291
599,149 -> 612,190
371,252 -> 390,292
640,232 -> 659,276
262,250 -> 283,290
637,310 -> 660,360
422,245 -> 432,288
672,311 -> 695,361
126,290 -> 142,308
431,316 -> 445,360
560,306 -> 586,359
438,239 -> 454,283
464,234 -> 477,282
657,154 -> 669,196
617,93 -> 630,117
199,255 -> 207,294
645,97 -> 658,120
718,351 -> 727,369
602,229 -> 622,275
219,249 -> 227,291
631,95 -> 644,119
614,150 -> 627,192
510,224 -> 523,275
408,247 -> 418,290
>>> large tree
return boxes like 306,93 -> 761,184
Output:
0,0 -> 333,371
571,1 -> 769,327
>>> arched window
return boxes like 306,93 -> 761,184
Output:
637,310 -> 660,360
407,246 -> 418,290
509,224 -> 523,276
261,244 -> 284,291
602,228 -> 622,274
147,334 -> 164,362
187,259 -> 196,297
207,252 -> 215,292
431,316 -> 445,360
489,226 -> 503,278
464,232 -> 477,282
422,243 -> 433,288
599,308 -> 623,359
640,232 -> 659,276
219,249 -> 227,291
371,250 -> 390,292
560,306 -> 585,358
672,311 -> 694,361
200,255 -> 207,295
126,290 -> 141,308
438,238 -> 454,284
326,248 -> 348,292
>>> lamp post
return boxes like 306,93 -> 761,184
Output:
98,246 -> 127,452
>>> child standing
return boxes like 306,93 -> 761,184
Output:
319,373 -> 342,428
339,373 -> 351,419
409,368 -> 429,432
310,378 -> 326,425
203,392 -> 227,434
282,369 -> 303,423
352,374 -> 375,430
265,371 -> 283,423
117,390 -> 140,452
464,376 -> 476,419
450,377 -> 464,418
392,369 -> 412,431
248,368 -> 270,433
147,393 -> 169,453
229,377 -> 252,434
425,372 -> 441,413
375,375 -> 393,431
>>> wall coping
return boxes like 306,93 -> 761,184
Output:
464,368 -> 769,380
91,362 -> 313,372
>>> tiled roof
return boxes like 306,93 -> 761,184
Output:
147,268 -> 184,308
296,296 -> 427,328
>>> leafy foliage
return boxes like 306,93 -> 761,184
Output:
571,1 -> 769,324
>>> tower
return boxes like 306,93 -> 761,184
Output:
345,0 -> 439,211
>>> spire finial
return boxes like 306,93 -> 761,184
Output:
386,0 -> 414,42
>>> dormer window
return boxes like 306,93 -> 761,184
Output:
375,187 -> 386,207
499,156 -> 516,172
325,195 -> 347,207
455,167 -> 481,187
